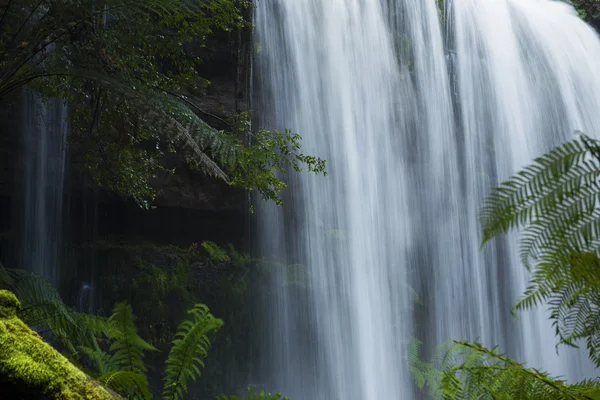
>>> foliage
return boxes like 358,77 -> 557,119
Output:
227,112 -> 327,208
84,239 -> 237,345
0,0 -> 325,208
104,302 -> 156,397
573,0 -> 600,30
132,260 -> 198,344
0,261 -> 229,399
0,290 -> 120,399
217,388 -> 289,400
162,304 -> 224,400
0,263 -> 110,352
410,339 -> 600,400
407,133 -> 600,399
80,301 -> 222,400
201,241 -> 233,263
480,134 -> 600,365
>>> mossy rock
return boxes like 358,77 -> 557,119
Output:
0,289 -> 122,399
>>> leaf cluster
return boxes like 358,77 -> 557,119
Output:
480,134 -> 600,365
0,261 -> 229,399
411,339 -> 600,399
1,0 -> 325,208
0,262 -> 111,352
573,0 -> 600,30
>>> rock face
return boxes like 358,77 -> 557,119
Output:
0,290 -> 122,400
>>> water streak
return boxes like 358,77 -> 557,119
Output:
20,90 -> 68,285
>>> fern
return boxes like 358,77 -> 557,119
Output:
99,370 -> 151,400
107,302 -> 157,372
162,303 -> 224,400
0,264 -> 109,351
480,133 -> 600,365
411,340 -> 600,399
81,301 -> 156,399
69,70 -> 239,181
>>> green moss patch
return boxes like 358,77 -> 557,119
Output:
0,289 -> 121,399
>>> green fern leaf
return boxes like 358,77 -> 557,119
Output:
480,134 -> 600,366
100,370 -> 151,400
412,340 -> 600,399
162,303 -> 223,400
0,266 -> 109,350
107,301 -> 157,373
70,70 -> 239,181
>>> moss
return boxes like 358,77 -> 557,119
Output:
0,290 -> 122,399
0,289 -> 19,318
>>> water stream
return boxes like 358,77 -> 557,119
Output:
19,90 -> 68,285
255,0 -> 600,398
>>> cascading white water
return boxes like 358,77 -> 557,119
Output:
255,2 -> 414,398
20,90 -> 68,285
447,0 -> 600,381
255,0 -> 600,398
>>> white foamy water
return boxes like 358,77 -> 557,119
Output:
254,0 -> 600,398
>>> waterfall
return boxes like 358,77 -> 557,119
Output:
255,0 -> 599,398
19,90 -> 68,285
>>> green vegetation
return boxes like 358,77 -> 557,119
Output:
0,264 -> 282,399
410,339 -> 600,400
0,289 -> 120,399
217,389 -> 289,400
411,134 -> 600,398
480,135 -> 600,366
573,0 -> 600,30
0,0 -> 325,208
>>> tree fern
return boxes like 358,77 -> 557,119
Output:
480,134 -> 600,365
162,303 -> 223,400
411,340 -> 600,399
67,70 -> 237,181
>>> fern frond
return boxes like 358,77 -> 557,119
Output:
162,303 -> 223,400
107,301 -> 157,372
79,345 -> 120,375
480,134 -> 600,365
411,340 -> 600,399
92,301 -> 156,399
100,370 -> 151,400
69,70 -> 240,181
0,266 -> 110,350
480,135 -> 600,248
